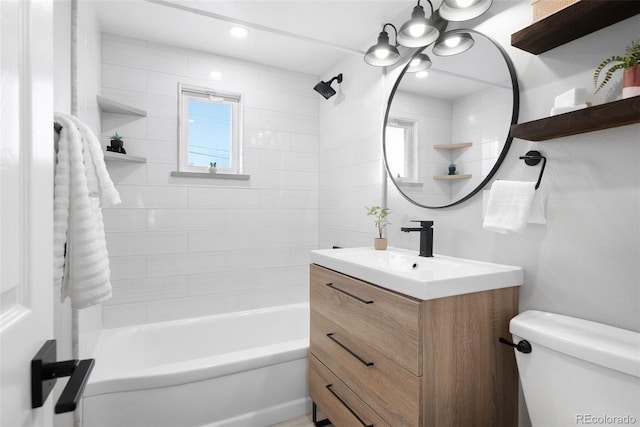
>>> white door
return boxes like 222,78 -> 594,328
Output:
0,0 -> 54,426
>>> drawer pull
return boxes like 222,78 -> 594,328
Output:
327,333 -> 374,367
326,384 -> 374,427
326,283 -> 373,304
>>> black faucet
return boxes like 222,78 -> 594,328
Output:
401,220 -> 434,257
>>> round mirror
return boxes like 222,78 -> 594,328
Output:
383,29 -> 519,209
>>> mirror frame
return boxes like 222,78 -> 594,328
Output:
383,29 -> 520,209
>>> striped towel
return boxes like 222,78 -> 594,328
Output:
53,113 -> 121,309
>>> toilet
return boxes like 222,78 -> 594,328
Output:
509,310 -> 640,427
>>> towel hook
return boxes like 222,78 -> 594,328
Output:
519,150 -> 546,190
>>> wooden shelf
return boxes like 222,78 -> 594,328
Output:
511,96 -> 640,141
103,151 -> 147,163
433,142 -> 473,150
97,95 -> 147,116
511,1 -> 640,55
434,174 -> 472,181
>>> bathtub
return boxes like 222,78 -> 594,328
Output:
82,303 -> 310,427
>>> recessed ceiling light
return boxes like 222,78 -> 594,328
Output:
229,26 -> 249,38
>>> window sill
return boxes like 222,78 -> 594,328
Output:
170,171 -> 250,180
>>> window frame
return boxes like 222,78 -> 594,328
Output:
177,83 -> 243,174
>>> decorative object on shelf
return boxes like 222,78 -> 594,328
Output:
366,206 -> 391,250
531,0 -> 578,22
107,132 -> 126,154
448,163 -> 457,175
550,87 -> 588,116
208,162 -> 217,174
594,40 -> 640,98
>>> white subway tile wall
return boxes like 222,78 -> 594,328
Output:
318,59 -> 386,249
100,34 -> 318,328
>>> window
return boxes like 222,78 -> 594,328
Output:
179,84 -> 242,174
385,118 -> 417,181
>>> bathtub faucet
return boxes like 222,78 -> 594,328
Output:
401,220 -> 433,257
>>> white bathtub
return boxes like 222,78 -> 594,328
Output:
82,303 -> 310,427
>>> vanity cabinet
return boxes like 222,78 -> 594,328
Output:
309,263 -> 519,426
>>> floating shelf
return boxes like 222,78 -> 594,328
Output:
510,96 -> 640,141
511,1 -> 640,55
434,174 -> 472,181
103,151 -> 147,163
433,142 -> 473,150
97,95 -> 147,117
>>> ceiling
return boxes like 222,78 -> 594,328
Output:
94,0 -> 420,77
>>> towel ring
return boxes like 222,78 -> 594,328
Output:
519,150 -> 546,190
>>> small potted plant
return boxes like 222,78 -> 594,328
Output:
448,163 -> 457,175
594,40 -> 640,98
108,132 -> 126,154
209,162 -> 217,173
366,206 -> 391,250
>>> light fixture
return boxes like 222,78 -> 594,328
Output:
406,53 -> 432,73
364,23 -> 401,67
438,0 -> 492,21
313,73 -> 343,99
397,0 -> 440,48
229,26 -> 249,38
432,32 -> 475,56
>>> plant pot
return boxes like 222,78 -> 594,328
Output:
209,166 -> 217,174
110,139 -> 123,150
374,238 -> 388,250
622,65 -> 640,99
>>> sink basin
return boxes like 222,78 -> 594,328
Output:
310,247 -> 523,300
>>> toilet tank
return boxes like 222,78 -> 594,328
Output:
510,310 -> 640,427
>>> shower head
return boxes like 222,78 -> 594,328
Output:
314,73 -> 343,99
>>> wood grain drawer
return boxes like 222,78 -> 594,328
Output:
309,354 -> 390,427
310,264 -> 422,374
310,310 -> 420,426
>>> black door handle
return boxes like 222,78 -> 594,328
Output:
31,340 -> 95,413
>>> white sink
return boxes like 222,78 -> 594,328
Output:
310,247 -> 523,300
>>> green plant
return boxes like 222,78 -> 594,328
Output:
594,40 -> 640,94
110,132 -> 123,141
209,162 -> 217,167
366,206 -> 391,239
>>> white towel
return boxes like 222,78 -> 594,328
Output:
483,181 -> 537,234
53,113 -> 121,309
550,104 -> 587,116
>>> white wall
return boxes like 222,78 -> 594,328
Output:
319,4 -> 639,426
318,57 -> 386,248
99,34 -> 319,328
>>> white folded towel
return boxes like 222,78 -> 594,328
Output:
483,181 -> 537,234
53,112 -> 121,309
554,88 -> 587,108
550,104 -> 588,116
